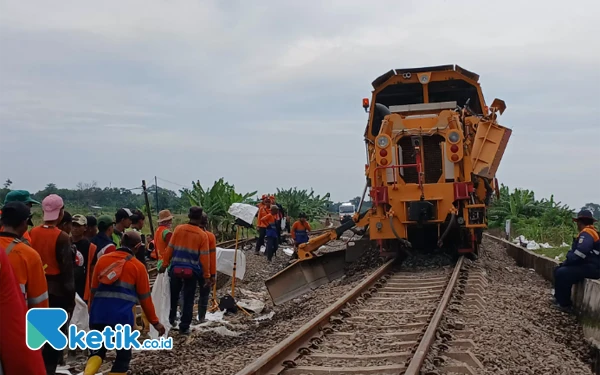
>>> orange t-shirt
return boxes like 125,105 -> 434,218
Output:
0,234 -> 49,309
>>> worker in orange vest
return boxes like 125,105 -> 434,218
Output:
0,240 -> 47,375
0,202 -> 49,309
255,195 -> 271,254
159,207 -> 211,335
84,231 -> 165,375
0,190 -> 40,245
29,194 -> 75,375
154,209 -> 174,264
198,213 -> 216,322
261,205 -> 279,261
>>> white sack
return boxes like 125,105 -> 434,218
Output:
237,299 -> 265,314
228,203 -> 259,226
282,248 -> 294,256
71,294 -> 89,332
149,273 -> 172,340
216,247 -> 247,280
526,241 -> 540,250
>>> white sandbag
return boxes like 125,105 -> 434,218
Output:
71,294 -> 89,332
282,248 -> 294,256
216,247 -> 246,280
526,241 -> 540,250
228,203 -> 259,226
539,242 -> 552,249
237,299 -> 265,314
149,273 -> 172,340
513,235 -> 528,244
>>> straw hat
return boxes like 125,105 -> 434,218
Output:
157,209 -> 174,223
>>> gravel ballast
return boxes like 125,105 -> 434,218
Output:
129,235 -> 382,375
427,237 -> 595,374
69,234 -> 595,374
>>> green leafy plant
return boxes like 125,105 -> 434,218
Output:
273,187 -> 331,220
180,178 -> 256,240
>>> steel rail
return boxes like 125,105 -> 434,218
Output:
235,259 -> 395,375
404,255 -> 465,375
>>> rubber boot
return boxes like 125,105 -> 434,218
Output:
83,355 -> 103,375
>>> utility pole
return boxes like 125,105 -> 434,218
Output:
142,180 -> 155,235
154,176 -> 159,215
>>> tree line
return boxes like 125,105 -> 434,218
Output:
488,184 -> 599,244
0,178 -> 370,239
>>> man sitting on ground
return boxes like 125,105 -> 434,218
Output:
553,210 -> 600,312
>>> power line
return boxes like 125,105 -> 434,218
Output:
155,176 -> 191,189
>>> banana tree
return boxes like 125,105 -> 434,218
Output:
274,187 -> 332,220
180,178 -> 256,239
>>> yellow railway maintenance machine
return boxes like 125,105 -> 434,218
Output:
267,65 -> 512,305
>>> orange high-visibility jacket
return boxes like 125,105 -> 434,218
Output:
291,221 -> 311,240
257,205 -> 271,228
29,225 -> 62,275
0,234 -> 49,309
154,225 -> 172,260
163,224 -> 210,279
260,213 -> 275,227
203,229 -> 217,277
0,226 -> 32,245
0,246 -> 47,375
90,249 -> 159,326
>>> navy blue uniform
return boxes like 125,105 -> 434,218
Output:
554,226 -> 600,307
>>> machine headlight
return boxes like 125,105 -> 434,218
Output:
448,131 -> 460,144
376,136 -> 390,148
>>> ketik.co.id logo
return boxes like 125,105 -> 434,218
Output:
26,308 -> 69,350
26,308 -> 172,351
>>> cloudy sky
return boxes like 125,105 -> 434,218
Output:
0,0 -> 598,209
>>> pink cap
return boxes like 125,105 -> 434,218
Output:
42,194 -> 64,221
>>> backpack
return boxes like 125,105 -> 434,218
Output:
98,254 -> 134,285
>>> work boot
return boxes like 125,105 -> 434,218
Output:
197,305 -> 207,323
83,355 -> 103,375
552,302 -> 574,314
180,328 -> 191,336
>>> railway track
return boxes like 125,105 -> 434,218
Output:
235,254 -> 485,375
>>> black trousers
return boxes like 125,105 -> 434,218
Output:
276,220 -> 283,244
265,237 -> 278,261
88,323 -> 132,373
197,282 -> 211,321
169,275 -> 197,331
255,227 -> 266,253
554,263 -> 600,306
42,295 -> 72,375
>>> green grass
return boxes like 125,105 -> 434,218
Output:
532,246 -> 569,261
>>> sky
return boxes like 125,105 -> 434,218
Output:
0,0 -> 598,209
